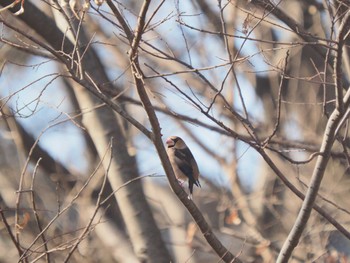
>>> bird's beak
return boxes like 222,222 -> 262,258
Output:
166,138 -> 174,147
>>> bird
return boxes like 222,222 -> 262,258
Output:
166,136 -> 201,199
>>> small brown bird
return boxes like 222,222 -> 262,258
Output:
166,136 -> 201,199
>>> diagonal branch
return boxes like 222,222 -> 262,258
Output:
110,0 -> 244,261
276,12 -> 350,259
276,108 -> 341,262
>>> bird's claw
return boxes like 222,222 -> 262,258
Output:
177,179 -> 185,187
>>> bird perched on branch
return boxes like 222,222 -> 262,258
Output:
166,136 -> 201,199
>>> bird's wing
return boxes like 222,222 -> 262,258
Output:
174,148 -> 197,182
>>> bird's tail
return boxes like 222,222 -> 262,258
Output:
189,180 -> 201,200
194,180 -> 201,188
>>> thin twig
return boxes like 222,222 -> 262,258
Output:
19,134 -> 112,262
0,207 -> 24,258
263,51 -> 290,145
63,138 -> 113,262
333,11 -> 350,113
30,158 -> 50,263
